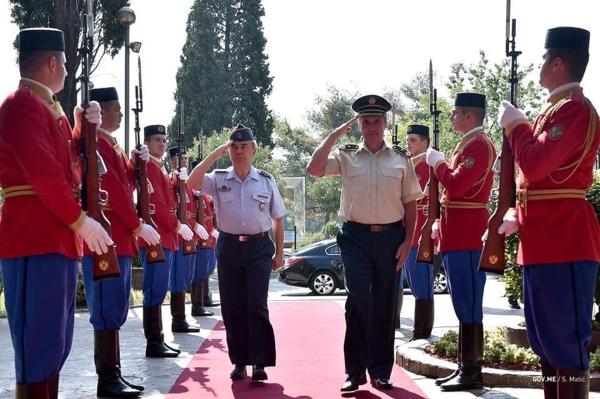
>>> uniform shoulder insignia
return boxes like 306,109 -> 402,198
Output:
258,169 -> 273,179
214,169 -> 227,173
339,144 -> 359,151
393,145 -> 411,158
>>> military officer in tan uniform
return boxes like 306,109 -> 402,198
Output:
307,95 -> 422,392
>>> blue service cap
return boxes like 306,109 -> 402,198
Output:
229,123 -> 255,141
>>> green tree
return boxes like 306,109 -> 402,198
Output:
172,0 -> 273,147
307,85 -> 361,139
9,0 -> 130,122
272,118 -> 317,178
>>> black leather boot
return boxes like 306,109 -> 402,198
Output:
16,381 -> 49,399
171,292 -> 200,333
435,325 -> 461,385
541,362 -> 557,399
115,330 -> 144,392
440,323 -> 483,391
557,368 -> 590,399
191,283 -> 214,316
95,330 -> 142,397
202,279 -> 220,307
412,299 -> 434,340
144,306 -> 180,358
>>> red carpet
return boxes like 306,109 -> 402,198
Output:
167,301 -> 428,398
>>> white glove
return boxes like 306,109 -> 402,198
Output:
431,219 -> 440,240
136,223 -> 161,246
210,229 -> 219,239
498,207 -> 519,236
194,224 -> 209,240
131,144 -> 150,162
177,223 -> 194,241
76,216 -> 114,255
498,100 -> 527,129
178,167 -> 188,181
426,148 -> 445,167
74,101 -> 102,131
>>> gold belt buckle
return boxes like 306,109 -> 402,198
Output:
370,225 -> 383,232
238,235 -> 249,242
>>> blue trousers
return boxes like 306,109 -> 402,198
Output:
524,261 -> 598,369
193,247 -> 217,283
141,248 -> 174,306
403,247 -> 434,300
441,250 -> 486,323
337,222 -> 404,379
216,235 -> 276,367
170,243 -> 196,293
82,255 -> 132,330
1,254 -> 77,383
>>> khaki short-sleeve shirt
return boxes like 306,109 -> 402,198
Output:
324,142 -> 423,224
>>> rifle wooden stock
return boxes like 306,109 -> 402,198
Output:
177,178 -> 196,255
195,194 -> 210,248
416,172 -> 440,264
135,152 -> 166,263
81,117 -> 120,280
479,139 -> 515,274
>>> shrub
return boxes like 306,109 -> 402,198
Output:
320,220 -> 341,239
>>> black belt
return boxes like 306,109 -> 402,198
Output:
344,220 -> 403,232
219,231 -> 270,242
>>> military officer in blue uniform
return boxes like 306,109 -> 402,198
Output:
186,123 -> 286,382
307,95 -> 422,391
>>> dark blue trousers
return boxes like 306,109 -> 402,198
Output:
141,248 -> 174,306
524,261 -> 598,369
82,255 -> 132,330
170,243 -> 196,293
337,222 -> 404,379
441,250 -> 486,323
1,254 -> 77,383
192,247 -> 216,283
403,247 -> 434,299
216,235 -> 275,367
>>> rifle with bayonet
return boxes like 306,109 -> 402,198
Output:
478,0 -> 519,274
194,130 -> 211,248
132,56 -> 165,263
416,60 -> 441,264
176,103 -> 196,255
79,0 -> 120,279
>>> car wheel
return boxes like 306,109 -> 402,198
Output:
309,270 -> 337,295
433,270 -> 448,294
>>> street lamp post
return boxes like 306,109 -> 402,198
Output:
118,6 -> 136,154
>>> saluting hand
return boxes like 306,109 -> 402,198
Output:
395,241 -> 411,271
214,140 -> 232,158
331,116 -> 358,140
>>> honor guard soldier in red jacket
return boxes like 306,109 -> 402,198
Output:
187,123 -> 286,382
141,125 -> 194,357
190,192 -> 220,317
403,124 -> 435,340
0,28 -> 113,398
167,146 -> 207,333
77,87 -> 161,397
498,27 -> 600,399
425,93 -> 496,391
307,95 -> 422,392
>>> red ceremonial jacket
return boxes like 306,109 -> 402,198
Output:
0,81 -> 84,259
197,193 -> 217,249
73,129 -> 140,256
412,153 -> 429,248
506,86 -> 600,265
138,158 -> 178,251
434,128 -> 496,253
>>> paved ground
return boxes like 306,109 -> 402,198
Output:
1,274 -> 598,398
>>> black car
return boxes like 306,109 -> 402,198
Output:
278,239 -> 448,296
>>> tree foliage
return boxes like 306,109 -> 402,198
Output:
9,0 -> 130,122
172,0 -> 273,148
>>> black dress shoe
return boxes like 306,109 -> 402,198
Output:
251,365 -> 268,381
340,375 -> 367,392
97,374 -> 142,398
230,364 -> 247,380
119,375 -> 144,392
172,320 -> 200,333
371,378 -> 393,390
146,341 -> 180,358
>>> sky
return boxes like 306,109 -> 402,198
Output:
1,0 -> 599,151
